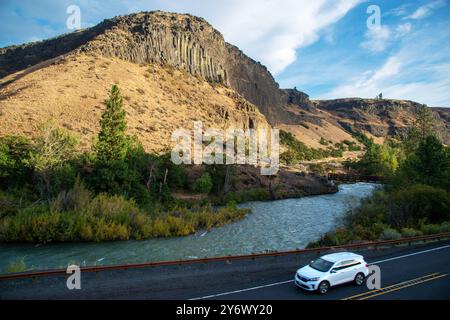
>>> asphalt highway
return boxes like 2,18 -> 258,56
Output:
1,241 -> 449,300
191,243 -> 450,300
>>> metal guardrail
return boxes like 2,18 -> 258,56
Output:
1,232 -> 450,281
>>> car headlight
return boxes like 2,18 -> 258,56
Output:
308,277 -> 320,282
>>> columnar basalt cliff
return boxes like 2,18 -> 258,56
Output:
76,13 -> 228,84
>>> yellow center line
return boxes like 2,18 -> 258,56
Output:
342,273 -> 442,300
358,274 -> 449,300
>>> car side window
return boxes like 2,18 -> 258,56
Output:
334,260 -> 361,271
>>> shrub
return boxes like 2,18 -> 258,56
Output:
192,173 -> 213,194
388,184 -> 450,227
400,228 -> 422,238
280,130 -> 345,164
398,136 -> 450,190
320,138 -> 329,146
354,142 -> 401,176
152,218 -> 171,237
438,222 -> 450,233
307,228 -> 362,248
380,228 -> 401,240
0,136 -> 33,188
51,178 -> 91,213
0,191 -> 18,218
28,121 -> 79,192
420,223 -> 441,235
309,163 -> 326,175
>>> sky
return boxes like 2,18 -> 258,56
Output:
0,0 -> 450,107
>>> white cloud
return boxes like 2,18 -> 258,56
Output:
385,4 -> 411,17
321,26 -> 450,107
360,25 -> 392,53
395,23 -> 412,37
405,0 -> 446,20
322,56 -> 402,99
360,23 -> 412,54
165,0 -> 362,75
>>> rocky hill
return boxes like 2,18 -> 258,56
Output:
0,11 -> 290,120
314,98 -> 450,144
0,11 -> 449,150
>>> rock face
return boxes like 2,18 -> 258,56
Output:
315,98 -> 450,143
0,22 -> 112,78
77,13 -> 228,84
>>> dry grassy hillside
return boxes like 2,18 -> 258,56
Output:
0,53 -> 268,153
278,104 -> 358,149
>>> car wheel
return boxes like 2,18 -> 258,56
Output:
354,273 -> 365,286
318,281 -> 330,295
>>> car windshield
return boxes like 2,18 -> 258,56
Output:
309,258 -> 334,272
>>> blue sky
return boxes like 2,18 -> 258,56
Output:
0,0 -> 449,107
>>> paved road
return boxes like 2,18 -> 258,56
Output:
192,243 -> 450,300
1,241 -> 450,300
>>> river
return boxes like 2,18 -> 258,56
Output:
0,183 -> 379,273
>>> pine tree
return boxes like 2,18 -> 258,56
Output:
415,104 -> 435,143
95,85 -> 129,162
403,104 -> 436,155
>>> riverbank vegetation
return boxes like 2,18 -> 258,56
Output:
309,105 -> 450,248
280,130 -> 346,164
0,85 -> 249,243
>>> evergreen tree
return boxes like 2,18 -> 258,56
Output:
405,136 -> 450,189
95,85 -> 129,162
403,105 -> 435,155
415,104 -> 435,143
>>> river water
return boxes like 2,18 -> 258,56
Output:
0,183 -> 378,273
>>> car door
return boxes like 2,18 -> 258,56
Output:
339,260 -> 361,284
330,260 -> 359,285
329,261 -> 348,285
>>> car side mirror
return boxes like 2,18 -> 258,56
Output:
330,269 -> 337,274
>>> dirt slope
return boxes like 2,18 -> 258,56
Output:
0,53 -> 268,153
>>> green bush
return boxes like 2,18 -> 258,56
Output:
0,192 -> 250,243
438,222 -> 450,233
397,136 -> 450,190
387,185 -> 450,227
51,178 -> 91,213
320,138 -> 329,146
381,228 -> 401,240
280,130 -> 345,164
420,223 -> 441,235
353,142 -> 402,176
307,229 -> 358,248
0,136 -> 33,188
0,191 -> 19,218
400,228 -> 422,238
352,131 -> 374,148
309,163 -> 326,175
192,173 -> 213,194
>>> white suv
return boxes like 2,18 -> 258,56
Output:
295,252 -> 370,294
